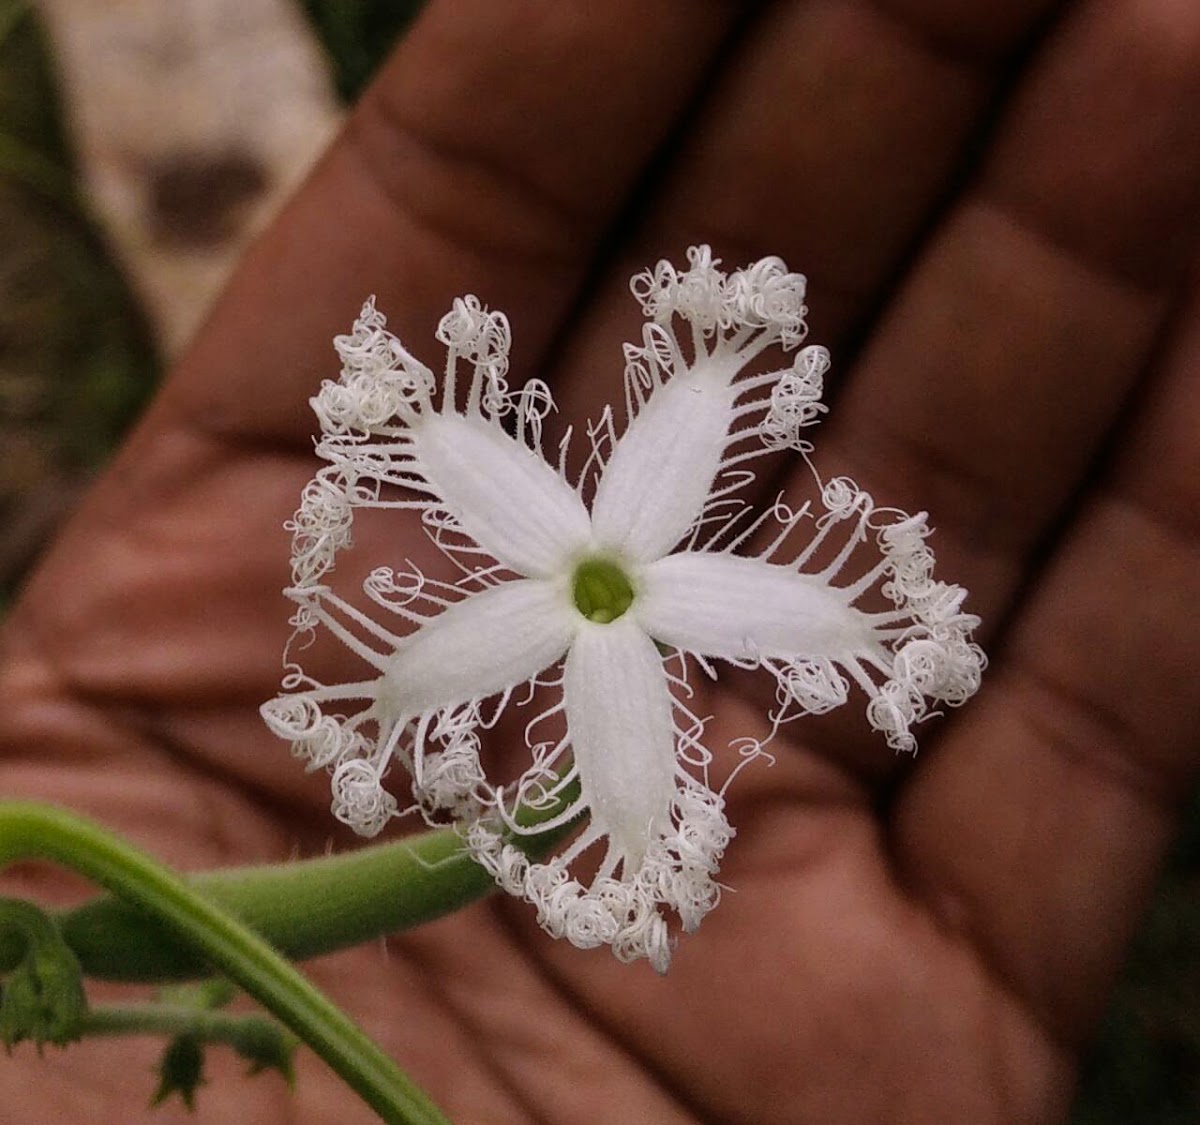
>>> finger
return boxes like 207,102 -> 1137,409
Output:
819,0 -> 1200,613
548,0 -> 1070,428
154,0 -> 750,445
628,0 -> 1067,330
744,0 -> 1200,781
0,2 -> 751,802
896,266 -> 1200,1045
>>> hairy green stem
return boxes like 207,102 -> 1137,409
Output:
1,787 -> 579,982
0,802 -> 448,1125
56,825 -> 492,982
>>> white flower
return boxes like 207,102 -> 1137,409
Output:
261,247 -> 985,973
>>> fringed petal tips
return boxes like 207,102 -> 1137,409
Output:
262,247 -> 984,970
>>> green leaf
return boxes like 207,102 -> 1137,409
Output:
233,1019 -> 297,1086
151,1034 -> 205,1110
0,897 -> 87,1049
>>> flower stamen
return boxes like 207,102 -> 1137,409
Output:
571,557 -> 635,624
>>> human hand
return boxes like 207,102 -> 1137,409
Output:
2,2 -> 1198,1121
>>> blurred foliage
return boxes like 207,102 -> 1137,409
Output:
0,0 -> 1197,1120
1073,788 -> 1200,1124
298,0 -> 426,102
0,2 -> 159,598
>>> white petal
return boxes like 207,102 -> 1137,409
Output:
590,360 -> 739,562
414,413 -> 591,578
635,551 -> 882,662
563,617 -> 677,869
379,578 -> 576,718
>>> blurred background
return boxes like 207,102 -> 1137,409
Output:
0,2 -> 1196,1120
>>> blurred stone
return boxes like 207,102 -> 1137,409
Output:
33,0 -> 342,355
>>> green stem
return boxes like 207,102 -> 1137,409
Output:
0,802 -> 448,1125
82,1002 -> 295,1051
59,824 -> 499,982
2,786 -> 579,983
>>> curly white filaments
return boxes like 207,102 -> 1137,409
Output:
262,246 -> 985,972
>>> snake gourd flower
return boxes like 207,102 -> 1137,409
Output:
261,247 -> 985,973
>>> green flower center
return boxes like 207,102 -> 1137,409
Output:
572,557 -> 635,624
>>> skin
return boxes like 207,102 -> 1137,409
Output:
2,1 -> 1199,1121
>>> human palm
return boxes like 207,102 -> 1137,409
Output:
2,2 -> 1198,1122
